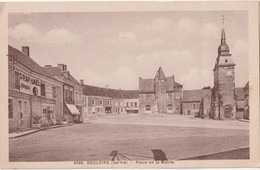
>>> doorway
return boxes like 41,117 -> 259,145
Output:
224,106 -> 232,118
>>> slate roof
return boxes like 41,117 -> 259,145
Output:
235,87 -> 244,101
44,66 -> 80,85
139,77 -> 182,93
183,89 -> 211,102
139,79 -> 154,93
243,81 -> 249,90
44,67 -> 63,76
155,67 -> 166,80
8,45 -> 58,82
83,85 -> 139,99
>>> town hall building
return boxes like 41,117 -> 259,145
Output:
139,67 -> 183,114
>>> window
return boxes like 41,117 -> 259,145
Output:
8,99 -> 13,119
134,102 -> 137,107
145,105 -> 151,111
121,108 -> 123,112
107,101 -> 110,106
92,99 -> 95,105
225,59 -> 227,63
100,100 -> 103,105
14,72 -> 20,90
79,93 -> 82,103
193,104 -> 196,109
167,104 -> 173,110
69,88 -> 73,102
120,101 -> 123,106
19,100 -> 23,118
168,93 -> 172,99
115,101 -> 118,106
24,101 -> 27,114
75,92 -> 78,102
130,102 -> 133,107
41,83 -> 46,96
52,87 -> 57,98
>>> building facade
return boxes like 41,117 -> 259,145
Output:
243,82 -> 249,120
124,98 -> 139,114
44,64 -> 84,123
182,88 -> 211,116
139,67 -> 182,114
8,46 -> 63,132
211,28 -> 236,120
82,85 -> 139,120
196,27 -> 249,121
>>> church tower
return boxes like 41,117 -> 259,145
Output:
154,67 -> 167,113
212,24 -> 236,120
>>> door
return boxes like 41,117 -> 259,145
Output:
18,101 -> 22,125
224,106 -> 232,118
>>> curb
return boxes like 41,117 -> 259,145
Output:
9,124 -> 73,139
238,119 -> 249,123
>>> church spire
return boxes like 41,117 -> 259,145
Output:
218,15 -> 229,55
221,28 -> 226,45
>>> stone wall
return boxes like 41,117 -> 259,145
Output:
139,93 -> 155,114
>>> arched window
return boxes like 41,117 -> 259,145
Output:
145,105 -> 151,111
167,104 -> 173,113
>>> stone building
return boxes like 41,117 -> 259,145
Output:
243,82 -> 249,120
139,67 -> 182,114
211,28 -> 236,120
44,64 -> 84,123
8,45 -> 63,132
235,87 -> 245,119
197,27 -> 249,120
182,88 -> 211,116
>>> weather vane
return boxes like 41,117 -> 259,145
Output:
221,15 -> 226,27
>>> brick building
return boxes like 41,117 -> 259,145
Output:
44,64 -> 84,123
8,45 -> 63,132
139,67 -> 182,114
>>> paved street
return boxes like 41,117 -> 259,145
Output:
9,114 -> 249,161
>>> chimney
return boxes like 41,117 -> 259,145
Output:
58,64 -> 67,71
105,85 -> 108,90
139,77 -> 142,81
22,46 -> 29,57
45,65 -> 52,68
79,79 -> 84,85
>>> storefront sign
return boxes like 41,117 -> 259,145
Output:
19,72 -> 41,96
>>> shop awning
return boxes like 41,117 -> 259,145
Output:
66,103 -> 80,115
126,107 -> 139,111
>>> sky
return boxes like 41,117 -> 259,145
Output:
8,11 -> 248,90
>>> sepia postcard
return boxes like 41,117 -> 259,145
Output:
0,1 -> 259,168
